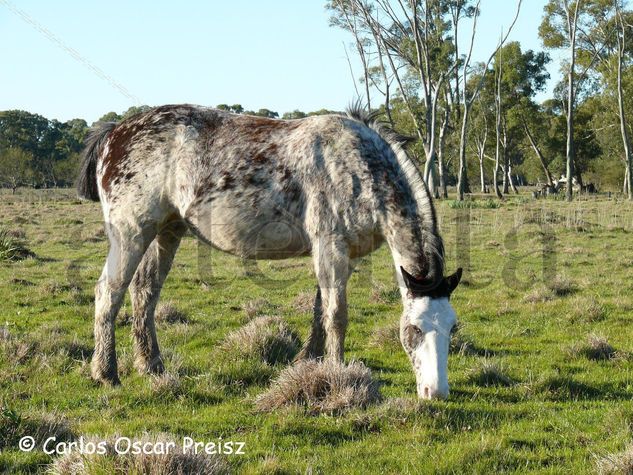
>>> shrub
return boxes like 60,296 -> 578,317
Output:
255,359 -> 381,414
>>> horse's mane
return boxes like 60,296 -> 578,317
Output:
345,103 -> 445,284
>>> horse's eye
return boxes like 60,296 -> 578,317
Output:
405,324 -> 425,349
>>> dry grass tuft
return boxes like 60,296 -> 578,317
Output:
150,373 -> 183,398
467,360 -> 515,387
292,291 -> 314,314
242,297 -> 272,319
48,434 -> 229,475
370,284 -> 400,305
582,334 -> 618,361
155,301 -> 189,324
596,445 -> 633,475
548,275 -> 576,297
369,321 -> 399,348
221,316 -> 300,365
522,285 -> 555,304
569,296 -> 606,323
0,407 -> 73,451
0,228 -> 34,261
255,359 -> 381,414
450,325 -> 478,356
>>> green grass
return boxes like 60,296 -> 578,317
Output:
1,188 -> 633,473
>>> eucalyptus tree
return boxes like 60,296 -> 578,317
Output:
578,0 -> 633,197
539,0 -> 603,200
327,0 -> 476,198
455,0 -> 522,201
490,42 -> 550,196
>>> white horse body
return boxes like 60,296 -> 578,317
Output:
78,104 -> 461,398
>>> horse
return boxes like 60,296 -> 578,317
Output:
77,104 -> 462,399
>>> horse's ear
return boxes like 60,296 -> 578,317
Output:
447,268 -> 463,293
400,266 -> 434,294
400,266 -> 416,291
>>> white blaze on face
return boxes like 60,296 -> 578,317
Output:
404,296 -> 457,400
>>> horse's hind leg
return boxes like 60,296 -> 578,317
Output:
92,224 -> 155,385
129,220 -> 186,374
295,287 -> 325,360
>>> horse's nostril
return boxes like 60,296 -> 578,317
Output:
423,386 -> 430,399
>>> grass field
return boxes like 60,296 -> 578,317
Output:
1,188 -> 633,474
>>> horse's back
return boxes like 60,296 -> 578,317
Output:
96,105 -> 391,258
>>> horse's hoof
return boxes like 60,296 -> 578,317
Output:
91,364 -> 121,386
134,356 -> 164,375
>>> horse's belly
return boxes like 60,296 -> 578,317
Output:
187,201 -> 311,259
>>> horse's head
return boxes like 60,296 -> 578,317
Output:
399,267 -> 462,400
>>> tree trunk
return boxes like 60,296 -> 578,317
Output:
457,107 -> 471,201
508,164 -> 519,193
565,12 -> 577,202
437,98 -> 450,199
616,9 -> 633,200
523,121 -> 554,187
479,151 -> 486,193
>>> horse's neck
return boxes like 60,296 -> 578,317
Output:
383,207 -> 428,279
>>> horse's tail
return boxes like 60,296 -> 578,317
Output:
76,122 -> 116,202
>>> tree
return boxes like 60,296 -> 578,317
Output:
540,0 -> 598,200
282,110 -> 308,119
0,148 -> 32,193
455,0 -> 522,200
328,0 -> 474,197
95,111 -> 122,124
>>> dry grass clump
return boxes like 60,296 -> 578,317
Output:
450,325 -> 478,356
0,330 -> 34,365
0,407 -> 73,451
548,275 -> 576,297
292,291 -> 314,314
523,275 -> 576,303
221,316 -> 300,365
467,360 -> 515,387
155,301 -> 189,324
370,283 -> 400,305
255,359 -> 381,414
150,373 -> 183,398
522,285 -> 555,304
0,228 -> 34,261
569,295 -> 606,323
48,434 -> 229,475
596,445 -> 633,475
242,297 -> 273,319
582,334 -> 618,361
369,320 -> 399,348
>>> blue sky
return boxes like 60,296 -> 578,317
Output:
0,0 -> 556,124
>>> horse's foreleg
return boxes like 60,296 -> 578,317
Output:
312,238 -> 351,362
92,225 -> 154,385
130,221 -> 186,375
295,287 -> 325,360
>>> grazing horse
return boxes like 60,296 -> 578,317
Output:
77,104 -> 462,399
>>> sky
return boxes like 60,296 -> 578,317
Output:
0,0 -> 558,124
